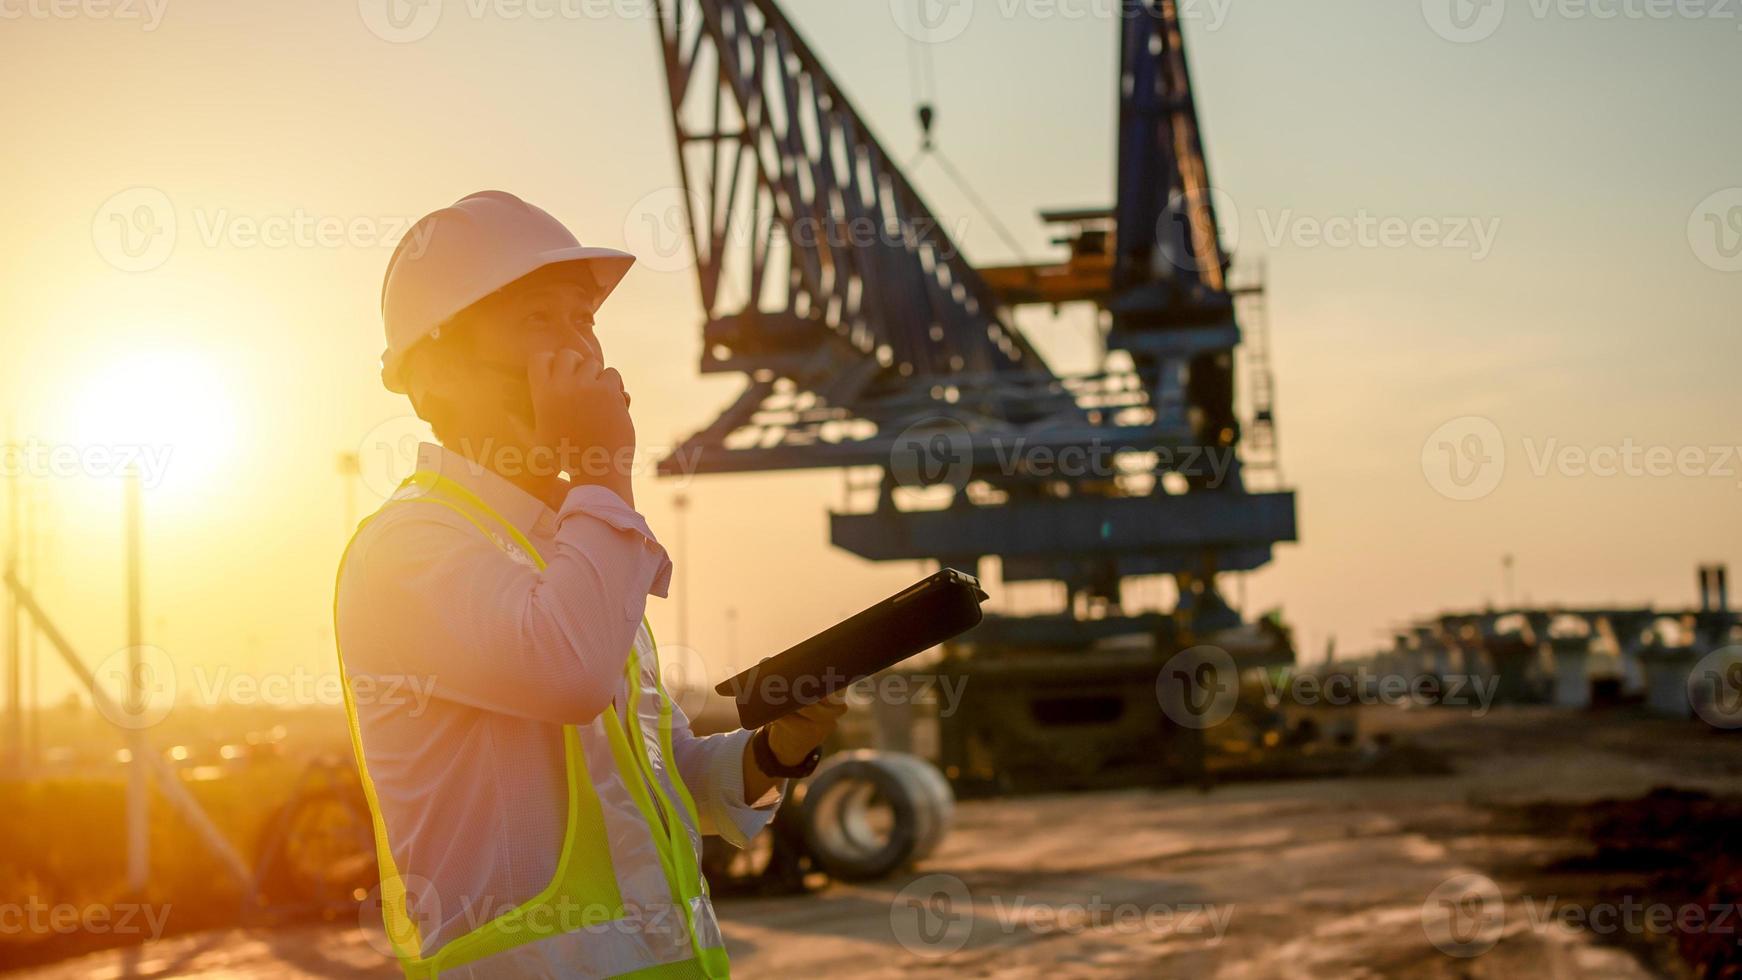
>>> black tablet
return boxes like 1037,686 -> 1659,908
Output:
714,568 -> 988,730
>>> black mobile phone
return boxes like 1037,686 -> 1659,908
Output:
715,568 -> 989,730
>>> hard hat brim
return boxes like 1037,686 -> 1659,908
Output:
380,246 -> 636,393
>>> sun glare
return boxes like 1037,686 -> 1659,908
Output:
68,351 -> 239,494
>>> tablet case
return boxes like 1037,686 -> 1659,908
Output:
714,568 -> 988,730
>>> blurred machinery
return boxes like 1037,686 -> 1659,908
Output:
1371,563 -> 1738,719
651,0 -> 1298,792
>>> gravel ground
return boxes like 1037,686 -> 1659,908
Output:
15,705 -> 1741,979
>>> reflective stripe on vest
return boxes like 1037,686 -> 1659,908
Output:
334,470 -> 730,979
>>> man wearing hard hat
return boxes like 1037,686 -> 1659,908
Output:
335,190 -> 845,979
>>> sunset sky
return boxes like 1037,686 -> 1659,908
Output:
2,0 -> 1738,710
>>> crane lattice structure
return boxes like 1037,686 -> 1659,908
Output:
652,0 -> 1298,788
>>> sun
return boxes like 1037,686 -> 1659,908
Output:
69,351 -> 239,494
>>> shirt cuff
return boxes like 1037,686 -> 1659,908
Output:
559,484 -> 674,598
705,728 -> 784,848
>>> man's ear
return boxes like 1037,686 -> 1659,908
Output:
403,343 -> 465,433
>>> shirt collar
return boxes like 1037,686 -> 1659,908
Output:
415,441 -> 554,538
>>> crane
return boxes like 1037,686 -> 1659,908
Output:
652,0 -> 1298,792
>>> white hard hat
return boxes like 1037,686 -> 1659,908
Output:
379,190 -> 634,393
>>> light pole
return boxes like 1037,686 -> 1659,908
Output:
673,492 -> 689,649
124,467 -> 148,892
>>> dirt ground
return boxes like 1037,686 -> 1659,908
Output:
14,705 -> 1742,979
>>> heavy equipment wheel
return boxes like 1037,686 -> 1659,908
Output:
801,751 -> 954,882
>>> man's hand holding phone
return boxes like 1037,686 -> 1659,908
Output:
516,348 -> 637,507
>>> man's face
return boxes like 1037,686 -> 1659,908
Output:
470,278 -> 605,374
418,273 -> 617,456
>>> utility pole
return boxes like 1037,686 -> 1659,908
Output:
24,483 -> 38,771
5,423 -> 18,774
125,468 -> 148,893
673,492 -> 689,648
725,607 -> 738,665
1501,553 -> 1516,610
337,452 -> 361,535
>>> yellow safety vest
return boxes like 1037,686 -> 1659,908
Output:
335,470 -> 730,979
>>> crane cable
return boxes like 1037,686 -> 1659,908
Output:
900,3 -> 1031,266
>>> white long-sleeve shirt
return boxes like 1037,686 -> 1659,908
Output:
335,442 -> 778,951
